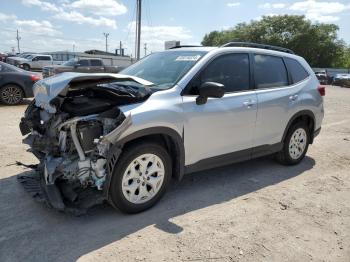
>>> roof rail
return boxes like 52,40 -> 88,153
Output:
169,45 -> 202,49
221,42 -> 295,54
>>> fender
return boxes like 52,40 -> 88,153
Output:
282,110 -> 316,144
103,126 -> 185,198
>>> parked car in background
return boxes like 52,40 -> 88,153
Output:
6,53 -> 33,66
332,73 -> 350,88
0,61 -> 41,105
16,54 -> 62,71
42,58 -> 122,78
0,52 -> 7,62
315,71 -> 329,85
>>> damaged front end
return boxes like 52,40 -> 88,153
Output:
18,73 -> 153,213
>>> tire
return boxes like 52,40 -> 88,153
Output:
22,64 -> 30,71
0,84 -> 24,105
109,142 -> 172,213
276,121 -> 310,165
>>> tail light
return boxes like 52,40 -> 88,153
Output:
30,74 -> 41,82
317,85 -> 325,97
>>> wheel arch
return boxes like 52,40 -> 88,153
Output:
103,127 -> 185,198
21,63 -> 31,70
282,110 -> 316,144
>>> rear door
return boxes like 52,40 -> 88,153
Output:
182,53 -> 258,165
89,59 -> 105,72
253,54 -> 309,150
76,59 -> 90,72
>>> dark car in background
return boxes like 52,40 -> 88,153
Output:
42,58 -> 122,78
0,62 -> 41,105
332,73 -> 350,88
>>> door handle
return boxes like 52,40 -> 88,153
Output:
289,95 -> 298,101
243,100 -> 255,108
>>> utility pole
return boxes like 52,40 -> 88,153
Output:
16,29 -> 21,53
119,41 -> 123,56
135,0 -> 142,60
103,32 -> 109,53
144,43 -> 147,57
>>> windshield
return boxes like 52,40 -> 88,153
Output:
120,51 -> 207,89
63,59 -> 77,66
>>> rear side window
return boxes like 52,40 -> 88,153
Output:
38,56 -> 51,61
254,54 -> 288,89
79,60 -> 89,66
90,60 -> 103,66
284,57 -> 309,84
200,53 -> 250,93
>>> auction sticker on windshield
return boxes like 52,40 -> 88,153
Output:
175,55 -> 201,61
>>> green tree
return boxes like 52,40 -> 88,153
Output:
202,15 -> 346,68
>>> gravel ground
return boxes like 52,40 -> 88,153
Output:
0,86 -> 349,262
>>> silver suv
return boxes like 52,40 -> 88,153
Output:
19,43 -> 324,213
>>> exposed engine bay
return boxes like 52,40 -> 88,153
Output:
19,73 -> 153,212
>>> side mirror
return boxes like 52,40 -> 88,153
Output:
32,57 -> 38,61
196,82 -> 225,105
74,63 -> 80,68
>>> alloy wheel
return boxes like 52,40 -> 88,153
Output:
1,86 -> 23,105
288,128 -> 307,159
121,153 -> 165,204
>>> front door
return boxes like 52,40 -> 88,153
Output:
182,53 -> 257,166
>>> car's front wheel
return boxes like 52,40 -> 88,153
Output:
276,122 -> 310,165
109,141 -> 172,213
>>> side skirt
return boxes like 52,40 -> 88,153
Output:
184,143 -> 283,174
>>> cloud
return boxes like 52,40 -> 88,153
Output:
126,22 -> 193,54
0,12 -> 17,21
22,0 -> 119,28
259,3 -> 286,9
22,0 -> 60,12
53,10 -> 117,29
68,0 -> 127,17
14,19 -> 62,36
227,2 -> 241,8
290,0 -> 350,22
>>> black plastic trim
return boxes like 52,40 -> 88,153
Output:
107,126 -> 185,180
221,42 -> 295,54
282,110 -> 316,143
184,143 -> 282,174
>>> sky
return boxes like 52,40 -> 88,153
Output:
0,0 -> 350,57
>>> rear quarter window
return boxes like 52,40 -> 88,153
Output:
284,57 -> 309,84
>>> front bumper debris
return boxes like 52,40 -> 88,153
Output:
18,170 -> 105,215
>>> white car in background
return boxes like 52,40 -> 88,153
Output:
17,54 -> 62,71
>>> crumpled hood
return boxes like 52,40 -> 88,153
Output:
33,72 -> 154,113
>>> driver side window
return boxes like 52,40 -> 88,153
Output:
188,53 -> 250,95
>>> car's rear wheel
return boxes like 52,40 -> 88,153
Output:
276,121 -> 310,165
109,142 -> 172,213
0,85 -> 24,105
